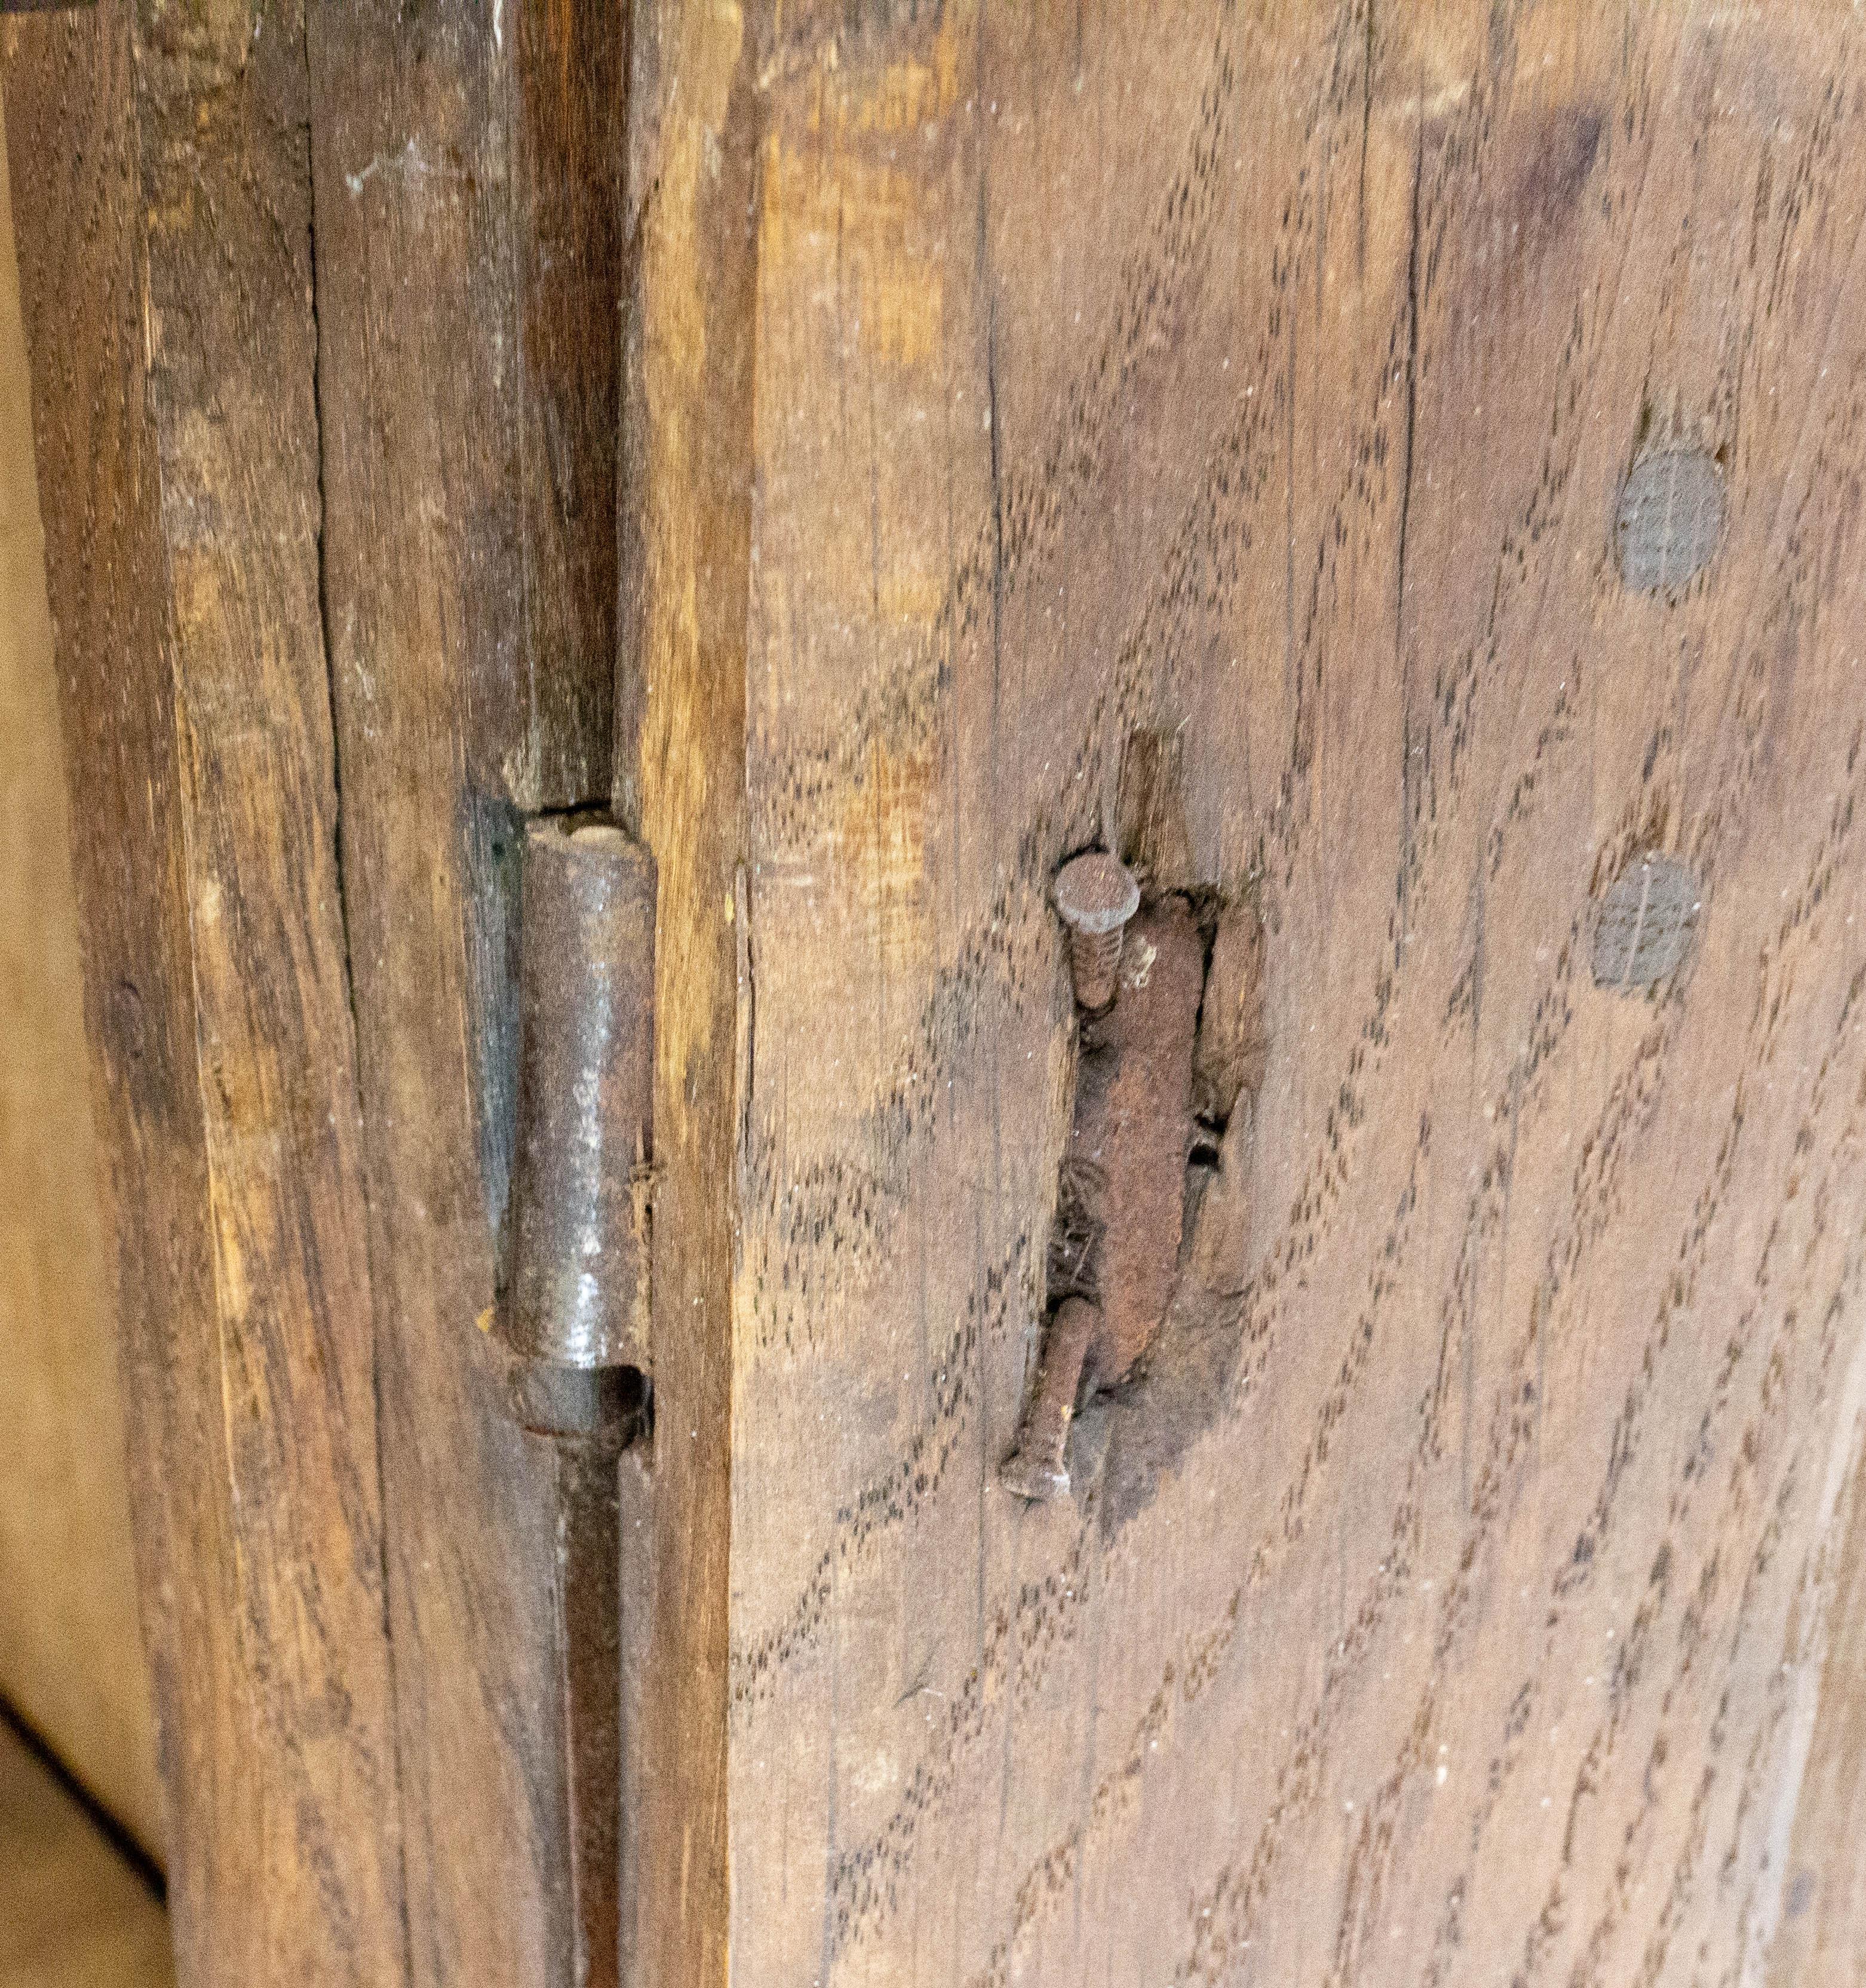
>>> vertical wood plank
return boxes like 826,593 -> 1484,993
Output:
303,1 -> 631,1978
719,4 -> 1866,1984
616,10 -> 754,1988
3,2 -> 407,1980
303,24 -> 562,1973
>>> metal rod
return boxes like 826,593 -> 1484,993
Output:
496,812 -> 655,1985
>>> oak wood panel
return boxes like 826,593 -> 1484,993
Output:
0,105 -> 161,1857
725,5 -> 1866,1986
616,9 -> 756,1987
3,4 -> 406,1980
1767,1439 -> 1866,1986
303,1 -> 631,1978
14,4 -> 1866,1983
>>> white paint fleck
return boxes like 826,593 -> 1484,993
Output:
345,137 -> 452,201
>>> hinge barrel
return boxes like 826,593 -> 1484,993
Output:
498,814 -> 655,1435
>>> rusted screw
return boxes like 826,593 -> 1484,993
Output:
1054,851 -> 1140,1011
1000,1296 -> 1098,1502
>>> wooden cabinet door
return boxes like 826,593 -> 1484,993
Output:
13,4 -> 1866,1986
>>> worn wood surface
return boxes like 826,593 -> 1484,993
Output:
1768,1437 -> 1866,1987
720,4 -> 1866,1985
15,0 -> 1866,1982
615,8 -> 754,1987
11,0 -> 637,1972
303,0 -> 631,1980
2,4 -> 405,1978
0,105 -> 160,1858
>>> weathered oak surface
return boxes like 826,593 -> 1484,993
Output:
302,8 -> 600,1972
616,8 -> 754,1984
303,0 -> 630,1972
8,0 -> 643,1970
3,4 -> 406,1980
722,5 -> 1866,1985
14,1 -> 1866,1984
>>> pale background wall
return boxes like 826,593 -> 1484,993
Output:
0,102 -> 163,1860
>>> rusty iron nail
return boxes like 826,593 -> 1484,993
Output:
1054,851 -> 1140,1011
1000,1296 -> 1099,1502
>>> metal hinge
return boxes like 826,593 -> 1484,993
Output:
481,813 -> 657,1988
493,813 -> 655,1447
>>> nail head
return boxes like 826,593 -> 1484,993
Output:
1054,851 -> 1141,934
1592,853 -> 1701,989
1615,448 -> 1726,597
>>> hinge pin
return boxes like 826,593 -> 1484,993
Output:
498,814 -> 655,1440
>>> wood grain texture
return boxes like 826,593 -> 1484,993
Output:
1767,1438 -> 1866,1986
616,8 -> 755,1987
0,102 -> 161,1858
16,2 -> 1866,1982
722,5 -> 1866,1985
118,21 -> 409,1968
4,4 -> 406,1978
16,0 -> 636,1971
303,0 -> 630,1979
